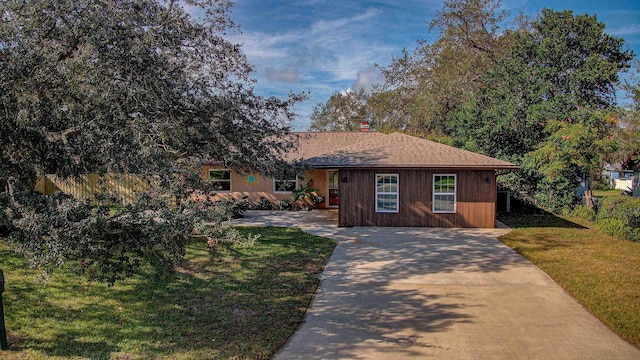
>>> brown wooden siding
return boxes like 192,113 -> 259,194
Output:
339,169 -> 497,228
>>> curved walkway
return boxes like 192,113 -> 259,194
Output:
234,210 -> 640,359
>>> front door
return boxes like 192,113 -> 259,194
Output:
327,170 -> 339,208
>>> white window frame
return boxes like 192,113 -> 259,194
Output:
433,174 -> 456,213
209,169 -> 232,192
375,173 -> 399,213
273,177 -> 298,193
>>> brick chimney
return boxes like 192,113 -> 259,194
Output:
360,121 -> 370,132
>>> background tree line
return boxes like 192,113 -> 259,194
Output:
309,0 -> 637,212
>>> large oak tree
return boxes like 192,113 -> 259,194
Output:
0,0 -> 304,283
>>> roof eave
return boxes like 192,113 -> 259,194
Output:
303,163 -> 520,171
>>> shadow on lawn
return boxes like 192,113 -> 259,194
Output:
497,200 -> 587,229
3,227 -> 335,360
2,272 -> 124,359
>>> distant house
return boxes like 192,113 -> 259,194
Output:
208,131 -> 519,228
604,154 -> 639,195
605,167 -> 636,192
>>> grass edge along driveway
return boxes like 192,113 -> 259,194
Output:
498,213 -> 640,349
0,226 -> 336,360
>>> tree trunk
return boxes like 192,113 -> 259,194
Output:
585,190 -> 594,209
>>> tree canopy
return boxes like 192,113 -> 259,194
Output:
0,0 -> 303,283
450,8 -> 632,210
616,60 -> 640,167
309,0 -> 635,211
309,89 -> 371,132
1,0 -> 302,188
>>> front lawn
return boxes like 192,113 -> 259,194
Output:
0,226 -> 336,359
498,212 -> 640,349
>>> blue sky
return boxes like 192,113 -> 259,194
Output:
226,1 -> 640,130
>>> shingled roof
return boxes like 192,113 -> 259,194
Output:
287,132 -> 518,170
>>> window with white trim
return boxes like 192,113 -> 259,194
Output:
209,169 -> 231,192
433,174 -> 456,213
376,174 -> 399,213
273,178 -> 298,193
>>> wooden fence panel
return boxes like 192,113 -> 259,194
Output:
35,174 -> 154,205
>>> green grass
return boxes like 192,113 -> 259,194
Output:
0,227 -> 336,359
498,212 -> 640,349
593,189 -> 627,197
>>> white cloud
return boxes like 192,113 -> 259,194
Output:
266,66 -> 299,82
350,66 -> 385,94
309,7 -> 381,35
227,32 -> 299,62
608,24 -> 640,37
229,6 -> 396,89
226,1 -> 440,127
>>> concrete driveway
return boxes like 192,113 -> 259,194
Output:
234,210 -> 640,359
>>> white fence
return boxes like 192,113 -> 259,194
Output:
613,178 -> 634,192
